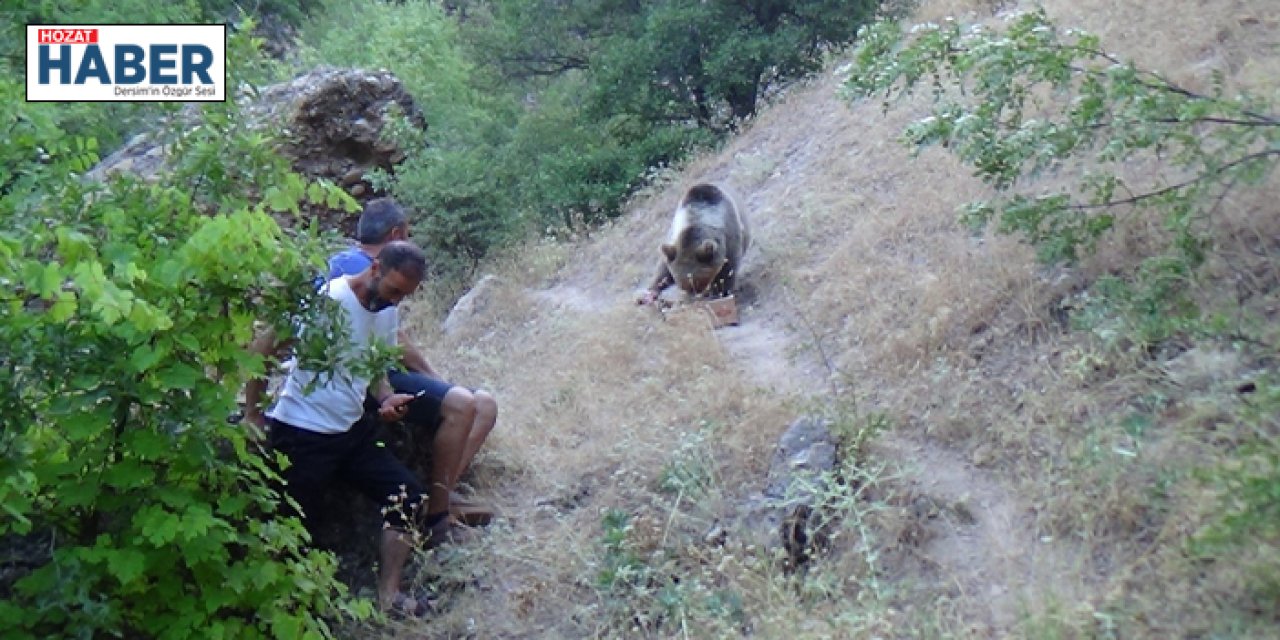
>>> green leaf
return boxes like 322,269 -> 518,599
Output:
47,290 -> 78,323
325,186 -> 345,210
126,428 -> 170,460
58,477 -> 102,509
104,459 -> 155,490
270,611 -> 302,640
61,407 -> 111,441
38,262 -> 62,298
156,363 -> 204,390
57,228 -> 96,265
306,181 -> 326,205
179,503 -> 216,540
129,343 -> 165,373
127,300 -> 173,333
134,506 -> 181,545
14,564 -> 58,597
253,562 -> 281,589
263,186 -> 297,213
174,333 -> 201,353
107,548 -> 148,586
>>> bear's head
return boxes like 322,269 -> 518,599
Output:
662,238 -> 725,296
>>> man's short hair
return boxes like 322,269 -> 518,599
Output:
378,241 -> 428,281
356,198 -> 408,244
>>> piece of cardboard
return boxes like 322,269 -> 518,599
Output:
695,295 -> 739,328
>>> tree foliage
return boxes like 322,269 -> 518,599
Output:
843,9 -> 1279,266
297,0 -> 879,276
480,0 -> 879,129
0,26 -> 373,638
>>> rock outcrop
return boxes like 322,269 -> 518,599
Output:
88,66 -> 425,236
717,415 -> 839,564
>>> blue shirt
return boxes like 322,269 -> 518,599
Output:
326,248 -> 374,281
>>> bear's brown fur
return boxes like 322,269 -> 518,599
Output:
639,183 -> 750,303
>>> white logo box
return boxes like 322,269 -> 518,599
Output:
27,24 -> 226,102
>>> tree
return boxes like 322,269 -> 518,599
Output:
477,0 -> 879,130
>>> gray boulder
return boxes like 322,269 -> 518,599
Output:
723,415 -> 838,563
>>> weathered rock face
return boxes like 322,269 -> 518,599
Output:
718,416 -> 839,564
444,274 -> 502,335
249,66 -> 425,193
88,66 -> 425,236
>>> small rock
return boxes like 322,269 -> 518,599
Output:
727,416 -> 839,560
971,443 -> 996,467
1164,347 -> 1245,391
704,524 -> 727,546
340,168 -> 364,186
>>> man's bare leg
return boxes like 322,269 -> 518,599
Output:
429,387 -> 474,515
377,528 -> 414,610
458,390 -> 497,479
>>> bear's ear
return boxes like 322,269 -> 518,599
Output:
661,243 -> 678,262
695,239 -> 716,263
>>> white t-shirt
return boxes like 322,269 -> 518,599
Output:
267,276 -> 398,434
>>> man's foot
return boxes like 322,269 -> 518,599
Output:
449,491 -> 496,527
425,514 -> 480,549
381,591 -> 434,620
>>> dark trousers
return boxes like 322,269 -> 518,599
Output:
268,416 -> 426,530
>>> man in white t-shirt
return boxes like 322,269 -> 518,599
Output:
243,241 -> 468,617
327,198 -> 498,522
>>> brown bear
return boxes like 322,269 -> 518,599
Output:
637,183 -> 750,305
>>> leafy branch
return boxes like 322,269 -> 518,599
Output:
843,9 -> 1280,264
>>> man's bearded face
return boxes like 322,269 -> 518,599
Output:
363,268 -> 419,312
365,274 -> 394,312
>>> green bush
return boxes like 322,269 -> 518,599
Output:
480,0 -> 879,130
298,0 -> 483,139
1193,372 -> 1280,604
0,31 -> 371,638
298,0 -> 521,274
843,9 -> 1280,364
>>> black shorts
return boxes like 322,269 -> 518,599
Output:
387,370 -> 457,429
268,416 -> 426,530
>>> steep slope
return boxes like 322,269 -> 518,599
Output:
380,0 -> 1279,637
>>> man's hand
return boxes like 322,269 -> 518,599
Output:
244,410 -> 268,443
376,393 -> 417,423
242,326 -> 285,445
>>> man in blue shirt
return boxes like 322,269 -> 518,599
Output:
328,199 -> 499,516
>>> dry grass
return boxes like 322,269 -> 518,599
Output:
369,0 -> 1280,636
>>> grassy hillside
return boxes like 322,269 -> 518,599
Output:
369,0 -> 1278,637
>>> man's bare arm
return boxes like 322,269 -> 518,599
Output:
370,375 -> 415,423
242,327 -> 291,438
397,328 -> 441,379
